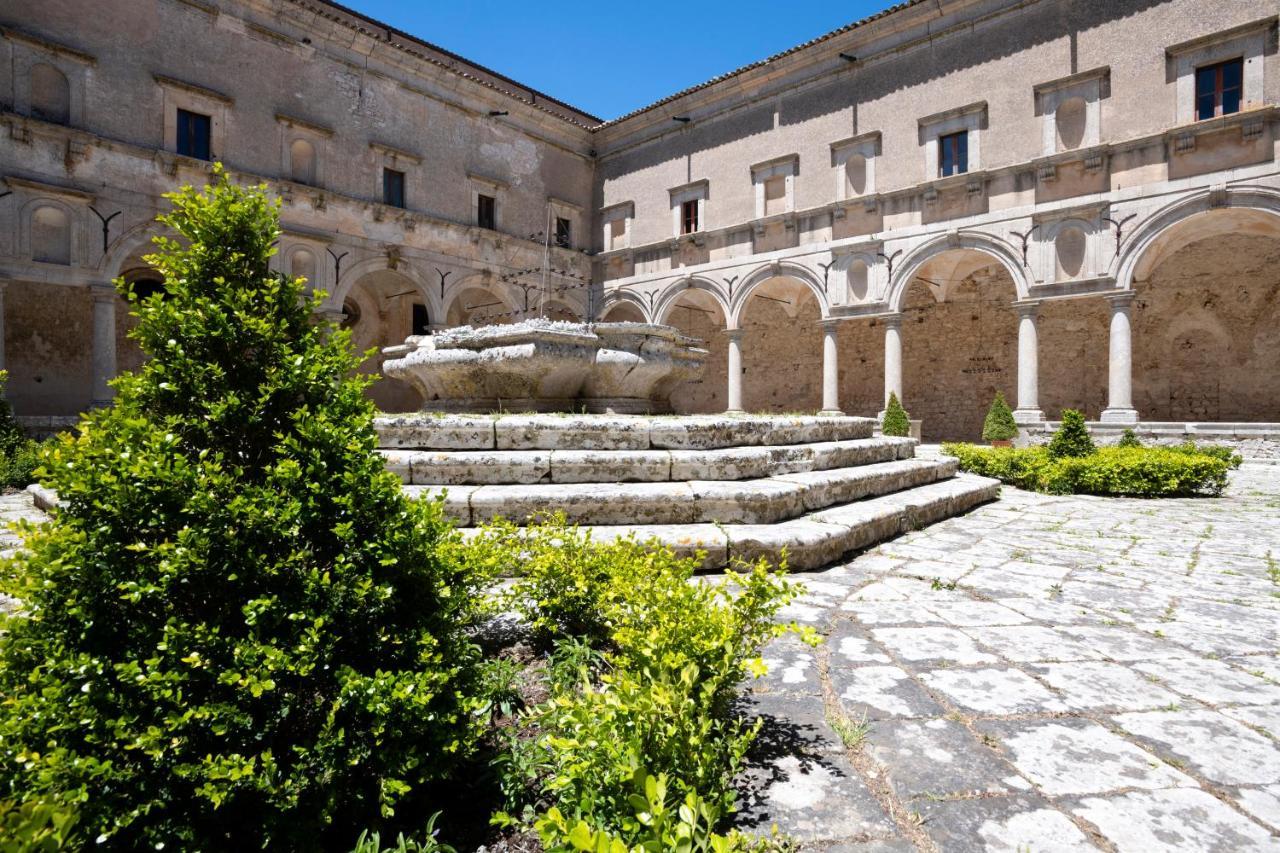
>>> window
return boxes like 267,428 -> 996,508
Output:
31,205 -> 71,265
477,194 -> 496,230
290,139 -> 317,185
554,216 -> 572,248
411,302 -> 430,336
30,63 -> 70,124
608,218 -> 626,250
382,168 -> 405,208
939,131 -> 968,177
176,108 -> 212,160
1196,58 -> 1243,120
681,198 -> 699,234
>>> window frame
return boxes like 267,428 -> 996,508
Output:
680,198 -> 699,235
382,167 -> 406,209
1195,57 -> 1244,120
175,108 -> 212,161
554,216 -> 572,248
938,130 -> 969,177
477,194 -> 497,230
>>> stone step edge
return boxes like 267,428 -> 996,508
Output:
382,436 -> 919,485
406,458 -> 960,527
375,413 -> 876,452
459,474 -> 1001,573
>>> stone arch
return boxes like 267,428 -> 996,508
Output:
729,262 -> 829,327
30,63 -> 70,124
888,231 -> 1030,312
331,255 -> 441,323
598,292 -> 649,324
1115,186 -> 1280,289
1118,190 -> 1280,422
443,276 -> 516,327
342,267 -> 437,412
654,278 -> 730,414
541,299 -> 580,322
654,277 -> 730,328
100,218 -> 168,280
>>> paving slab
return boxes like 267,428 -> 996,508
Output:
1112,709 -> 1280,786
865,717 -> 1014,799
919,667 -> 1067,715
915,794 -> 1099,852
1070,788 -> 1278,852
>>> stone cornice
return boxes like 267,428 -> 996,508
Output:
0,26 -> 96,65
153,74 -> 234,105
275,113 -> 334,138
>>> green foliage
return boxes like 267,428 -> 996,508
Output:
981,391 -> 1018,442
1117,428 -> 1142,449
349,813 -> 456,853
0,168 -> 494,850
1047,409 -> 1096,458
943,443 -> 1230,497
1173,439 -> 1242,469
0,798 -> 79,852
534,772 -> 745,853
881,392 -> 909,437
486,519 -> 810,844
0,370 -> 49,490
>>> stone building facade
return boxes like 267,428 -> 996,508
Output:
3,0 -> 1279,440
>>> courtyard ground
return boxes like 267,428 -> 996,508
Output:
737,458 -> 1280,851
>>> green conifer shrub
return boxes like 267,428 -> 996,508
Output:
0,168 -> 492,850
882,392 -> 910,437
1046,409 -> 1096,458
1117,428 -> 1142,448
981,391 -> 1018,443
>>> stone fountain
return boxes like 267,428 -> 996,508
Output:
381,319 -> 708,414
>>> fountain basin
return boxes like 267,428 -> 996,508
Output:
382,319 -> 707,414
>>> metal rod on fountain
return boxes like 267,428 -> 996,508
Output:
540,202 -> 552,319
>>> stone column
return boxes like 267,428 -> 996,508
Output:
1100,292 -> 1138,424
726,328 -> 744,413
819,320 -> 842,415
882,314 -> 903,410
1013,301 -> 1044,424
0,281 -> 8,372
91,283 -> 118,407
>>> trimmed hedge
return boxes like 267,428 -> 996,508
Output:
942,443 -> 1231,497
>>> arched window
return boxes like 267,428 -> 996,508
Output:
290,248 -> 316,284
1055,97 -> 1087,151
31,205 -> 71,265
30,63 -> 70,125
1055,227 -> 1087,280
132,277 -> 166,301
290,139 -> 317,185
846,260 -> 869,301
844,154 -> 867,197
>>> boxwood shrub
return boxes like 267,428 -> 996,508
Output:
943,443 -> 1231,497
0,169 -> 494,850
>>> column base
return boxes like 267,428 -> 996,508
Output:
1099,407 -> 1139,425
724,408 -> 746,415
817,408 -> 845,417
1013,408 -> 1045,425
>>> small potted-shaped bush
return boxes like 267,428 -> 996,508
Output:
1117,428 -> 1142,448
981,391 -> 1018,447
1047,408 -> 1096,458
882,392 -> 910,437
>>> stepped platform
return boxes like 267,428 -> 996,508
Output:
376,413 -> 999,571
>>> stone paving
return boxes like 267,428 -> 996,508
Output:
737,461 -> 1280,852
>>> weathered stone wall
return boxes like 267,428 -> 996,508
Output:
1133,233 -> 1280,422
4,281 -> 91,414
900,271 -> 1018,442
1037,297 -> 1110,421
740,293 -> 823,413
837,319 -> 885,419
664,307 -> 728,415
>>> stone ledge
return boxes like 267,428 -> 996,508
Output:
404,458 -> 959,526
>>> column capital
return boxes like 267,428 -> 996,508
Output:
819,317 -> 842,332
725,327 -> 745,342
1012,299 -> 1041,318
880,313 -> 903,329
1103,290 -> 1135,309
90,282 -> 118,302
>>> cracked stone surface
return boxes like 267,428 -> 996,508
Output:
735,462 -> 1280,850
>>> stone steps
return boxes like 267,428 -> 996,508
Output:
404,457 -> 960,526
382,436 -> 917,485
456,474 -> 1000,572
375,413 -> 876,451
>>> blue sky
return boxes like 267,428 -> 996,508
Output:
348,1 -> 897,120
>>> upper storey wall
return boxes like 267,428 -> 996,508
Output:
0,0 -> 596,241
594,0 -> 1280,249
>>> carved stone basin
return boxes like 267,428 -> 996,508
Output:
381,319 -> 707,414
